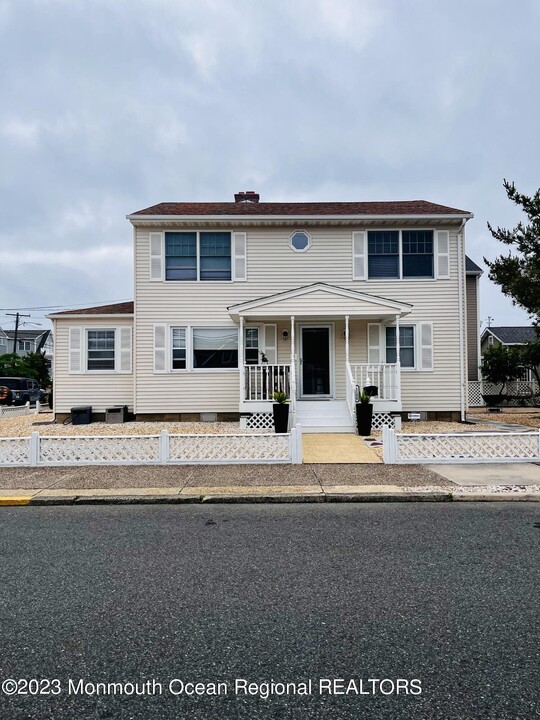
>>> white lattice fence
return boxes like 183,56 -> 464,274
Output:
371,412 -> 396,430
242,413 -> 274,431
0,402 -> 34,419
468,380 -> 539,407
169,433 -> 291,464
0,429 -> 301,467
0,438 -> 30,465
39,435 -> 161,465
383,426 -> 540,464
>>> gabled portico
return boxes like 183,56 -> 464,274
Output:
229,283 -> 412,430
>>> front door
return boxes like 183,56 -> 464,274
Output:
299,326 -> 332,397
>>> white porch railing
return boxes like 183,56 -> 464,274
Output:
346,361 -> 357,422
352,363 -> 400,402
244,364 -> 291,402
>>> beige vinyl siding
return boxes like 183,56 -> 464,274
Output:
134,225 -> 463,413
53,317 -> 134,413
466,275 -> 479,380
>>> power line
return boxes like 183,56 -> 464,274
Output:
0,298 -> 132,311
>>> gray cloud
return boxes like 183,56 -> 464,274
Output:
0,0 -> 538,327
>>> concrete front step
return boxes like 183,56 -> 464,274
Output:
296,400 -> 356,433
301,425 -> 356,434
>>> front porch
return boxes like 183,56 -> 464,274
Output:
229,283 -> 411,432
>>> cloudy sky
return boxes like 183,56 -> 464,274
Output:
0,0 -> 538,333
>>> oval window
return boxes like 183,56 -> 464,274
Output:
290,231 -> 311,252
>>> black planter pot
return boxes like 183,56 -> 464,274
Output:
273,403 -> 290,433
356,403 -> 373,436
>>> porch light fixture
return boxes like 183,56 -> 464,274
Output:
282,330 -> 289,341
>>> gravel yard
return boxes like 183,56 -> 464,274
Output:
468,409 -> 540,429
0,413 -> 508,439
0,413 -> 247,438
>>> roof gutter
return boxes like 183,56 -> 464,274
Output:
127,212 -> 474,223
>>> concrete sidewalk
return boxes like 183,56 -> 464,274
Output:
0,462 -> 539,505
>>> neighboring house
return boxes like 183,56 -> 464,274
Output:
1,329 -> 53,362
465,256 -> 483,381
481,326 -> 538,382
0,328 -> 8,355
50,193 -> 479,430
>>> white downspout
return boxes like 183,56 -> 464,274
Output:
457,218 -> 467,422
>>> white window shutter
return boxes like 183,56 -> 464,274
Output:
119,327 -> 132,373
149,232 -> 164,281
69,327 -> 82,374
153,324 -> 167,373
352,231 -> 367,280
420,322 -> 434,370
367,323 -> 381,364
435,230 -> 450,279
232,232 -> 247,281
263,324 -> 277,364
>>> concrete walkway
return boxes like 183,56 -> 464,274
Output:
0,462 -> 539,505
427,462 -> 540,486
302,433 -> 381,463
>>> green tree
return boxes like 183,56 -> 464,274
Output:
23,351 -> 51,387
485,180 -> 540,324
0,353 -> 37,379
481,344 -> 521,389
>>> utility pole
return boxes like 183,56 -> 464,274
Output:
5,312 -> 31,354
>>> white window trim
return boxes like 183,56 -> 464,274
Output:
383,321 -> 435,372
244,324 -> 262,365
85,327 -> 118,374
385,323 -> 417,371
170,326 -> 189,373
366,228 -> 438,281
163,230 -> 237,284
289,229 -> 312,253
191,326 -> 240,373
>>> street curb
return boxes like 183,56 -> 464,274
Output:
0,490 -> 536,506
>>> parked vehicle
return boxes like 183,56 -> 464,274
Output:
0,377 -> 41,406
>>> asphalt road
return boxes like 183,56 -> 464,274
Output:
0,504 -> 539,720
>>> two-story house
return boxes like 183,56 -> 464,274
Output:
50,192 -> 476,431
0,329 -> 53,360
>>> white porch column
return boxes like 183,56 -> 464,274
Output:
290,315 -> 296,418
239,316 -> 245,404
395,313 -> 401,403
393,314 -> 400,365
345,315 -> 350,365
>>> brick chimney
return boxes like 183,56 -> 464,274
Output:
234,190 -> 260,203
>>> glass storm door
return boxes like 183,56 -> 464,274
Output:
300,326 -> 331,397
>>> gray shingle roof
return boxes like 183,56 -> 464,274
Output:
465,256 -> 483,274
487,326 -> 538,344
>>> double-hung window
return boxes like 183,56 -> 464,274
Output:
368,231 -> 400,279
244,327 -> 260,365
172,328 -> 187,370
87,330 -> 115,371
402,230 -> 433,278
165,232 -> 231,281
367,230 -> 434,279
386,326 -> 415,368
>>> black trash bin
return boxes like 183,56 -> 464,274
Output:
71,406 -> 92,425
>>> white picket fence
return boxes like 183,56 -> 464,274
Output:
0,401 -> 42,419
382,425 -> 540,464
0,426 -> 303,467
